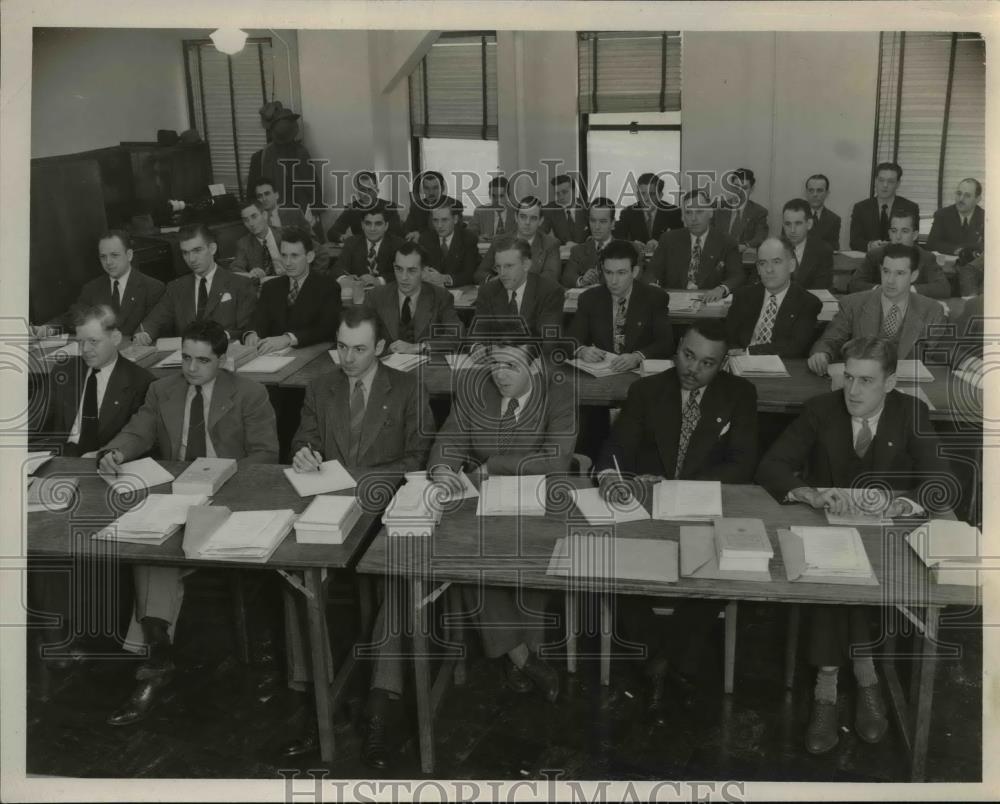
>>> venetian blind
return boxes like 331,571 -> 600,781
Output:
578,31 -> 682,114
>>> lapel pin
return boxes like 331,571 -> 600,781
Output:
716,417 -> 722,423
887,441 -> 894,447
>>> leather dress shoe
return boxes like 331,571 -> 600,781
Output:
504,659 -> 534,694
361,712 -> 389,770
106,674 -> 172,727
520,653 -> 559,703
281,732 -> 319,758
854,683 -> 888,744
804,700 -> 839,755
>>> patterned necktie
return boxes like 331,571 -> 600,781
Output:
879,204 -> 889,240
111,280 -> 121,312
498,397 -> 519,453
349,379 -> 366,463
196,277 -> 208,319
750,293 -> 778,346
613,296 -> 628,354
78,367 -> 100,453
260,238 -> 273,275
185,385 -> 206,460
508,290 -> 518,315
367,241 -> 379,276
645,207 -> 655,237
688,237 -> 702,288
675,389 -> 702,478
882,304 -> 901,338
855,417 -> 873,458
287,278 -> 299,307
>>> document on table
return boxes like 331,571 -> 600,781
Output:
237,355 -> 296,373
445,353 -> 479,371
815,487 -> 891,525
119,342 -> 156,362
403,470 -> 479,502
567,357 -> 634,378
837,250 -> 867,259
283,460 -> 357,496
640,359 -> 674,376
476,475 -> 546,517
154,349 -> 183,368
547,535 -> 678,584
728,354 -> 789,377
792,526 -> 871,574
94,493 -> 208,544
808,288 -> 837,303
651,480 -> 723,521
156,337 -> 182,352
381,353 -> 429,372
102,458 -> 175,493
570,487 -> 649,525
894,359 -> 934,383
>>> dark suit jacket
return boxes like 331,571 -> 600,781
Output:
34,356 -> 154,456
418,228 -> 479,287
597,368 -> 758,482
50,270 -> 165,337
849,195 -> 920,251
540,204 -> 589,244
291,363 -> 432,477
335,234 -> 405,282
725,282 -> 822,358
568,283 -> 674,359
614,203 -> 683,242
644,228 -> 744,291
475,231 -> 561,285
926,204 -> 985,255
139,268 -> 256,341
231,227 -> 282,275
471,273 -> 565,339
404,194 -> 461,235
790,235 -> 834,290
713,200 -> 769,248
327,200 -> 404,241
368,282 -> 463,345
429,373 -> 576,476
105,370 -> 278,463
810,207 -> 842,251
847,245 -> 950,299
249,271 -> 341,347
952,294 -> 984,367
756,389 -> 949,512
561,238 -> 611,288
470,205 -> 517,240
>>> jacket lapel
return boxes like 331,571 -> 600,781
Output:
207,370 -> 236,432
202,270 -> 228,319
357,366 -> 392,461
623,285 -> 645,351
682,377 -> 727,475
868,392 -> 901,470
162,374 -> 190,460
897,298 -> 925,359
699,231 -> 721,280
382,288 -> 401,341
328,370 -> 352,460
413,287 -> 433,342
520,275 -> 537,323
861,290 -> 883,338
654,371 -> 683,474
98,359 -> 129,435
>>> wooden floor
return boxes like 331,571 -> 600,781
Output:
25,571 -> 982,782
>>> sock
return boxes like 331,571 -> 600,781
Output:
853,656 -> 878,688
814,667 -> 838,704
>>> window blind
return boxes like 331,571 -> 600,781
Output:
185,38 -> 274,199
578,31 -> 682,114
409,33 -> 498,140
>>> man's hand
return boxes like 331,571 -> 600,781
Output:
360,274 -> 379,289
599,473 -> 637,506
701,286 -> 726,303
292,445 -> 323,473
609,353 -> 641,372
405,231 -> 421,243
257,335 -> 292,355
422,267 -> 451,287
243,332 -> 260,349
807,352 -> 831,376
429,465 -> 465,502
98,449 -> 125,475
867,239 -> 888,253
884,498 -> 914,519
788,486 -> 846,512
249,267 -> 267,281
132,331 -> 153,347
578,346 -> 606,363
390,340 -> 422,355
578,267 -> 600,287
645,239 -> 658,253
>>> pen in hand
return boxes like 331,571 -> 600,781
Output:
308,442 -> 323,472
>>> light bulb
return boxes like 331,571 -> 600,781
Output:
210,28 -> 248,55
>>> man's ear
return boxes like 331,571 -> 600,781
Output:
111,329 -> 123,347
806,218 -> 815,231
208,241 -> 218,257
884,372 -> 897,394
306,250 -> 315,265
374,338 -> 386,357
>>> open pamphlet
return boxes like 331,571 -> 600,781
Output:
283,460 -> 357,497
777,525 -> 877,585
651,480 -> 723,521
101,458 -> 174,494
182,505 -> 296,563
668,291 -> 732,312
445,353 -> 479,371
294,495 -> 363,545
476,475 -> 547,517
906,519 -> 985,587
172,457 -> 237,497
570,487 -> 649,525
93,493 -> 209,545
728,354 -> 790,378
547,533 -> 678,584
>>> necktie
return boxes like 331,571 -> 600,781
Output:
750,293 -> 778,346
498,397 -> 519,453
260,238 -> 273,275
185,385 -> 206,460
879,204 -> 889,240
855,417 -> 873,458
78,367 -> 100,453
287,278 -> 299,307
961,216 -> 969,233
508,290 -> 518,315
675,389 -> 702,478
613,296 -> 628,354
495,209 -> 504,235
349,379 -> 366,463
730,208 -> 742,236
645,207 -> 655,237
566,208 -> 574,227
882,304 -> 901,338
196,277 -> 208,319
111,280 -> 121,312
441,235 -> 449,254
400,295 -> 414,342
688,237 -> 702,288
367,241 -> 379,276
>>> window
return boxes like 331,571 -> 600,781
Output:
873,32 -> 985,218
184,38 -> 275,199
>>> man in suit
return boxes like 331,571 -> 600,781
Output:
781,198 -> 834,289
475,196 -> 561,285
809,243 -> 946,375
334,204 -> 405,293
847,209 -> 950,298
644,189 -> 744,301
35,231 -> 165,338
326,170 -> 404,242
561,197 -> 616,288
419,199 -> 479,287
614,172 -> 683,252
368,242 -> 463,354
98,320 -> 279,727
404,170 -> 460,240
231,200 -> 284,280
849,161 -> 920,252
726,238 -> 822,358
805,174 -> 842,251
758,336 -> 948,755
472,236 -> 565,339
470,175 -> 516,240
134,224 -> 257,345
541,173 -> 589,245
597,320 -> 758,723
253,176 -> 312,231
714,168 -> 769,252
927,178 -> 985,256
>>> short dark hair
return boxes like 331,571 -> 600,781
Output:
882,242 -> 920,272
888,208 -> 918,229
339,304 -> 385,344
239,199 -> 264,214
251,176 -> 278,195
515,195 -> 543,213
734,168 -> 756,186
361,203 -> 389,224
430,197 -> 464,216
395,240 -> 427,267
550,174 -> 574,188
182,319 -> 229,357
488,175 -> 509,191
681,188 -> 711,206
98,229 -> 132,251
843,336 -> 898,377
588,197 -> 616,220
420,170 -> 446,190
280,225 -> 314,252
875,161 -> 903,181
959,177 -> 983,197
686,319 -> 729,347
806,173 -> 830,191
782,198 -> 813,220
638,172 -> 665,193
493,235 -> 532,261
601,239 -> 638,268
70,303 -> 118,332
178,223 -> 216,245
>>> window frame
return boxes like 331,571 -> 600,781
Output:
579,113 -> 683,191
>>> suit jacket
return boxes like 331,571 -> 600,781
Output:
847,245 -> 950,299
249,271 -> 341,347
926,204 -> 985,255
274,207 -> 311,230
335,234 -> 405,282
952,294 -> 984,367
756,389 -> 948,511
540,204 -> 589,244
327,200 -> 404,241
597,368 -> 758,482
958,253 -> 984,297
368,282 -> 463,345
291,363 -> 432,477
561,238 -> 611,288
790,235 -> 834,290
614,203 -> 683,242
810,207 -> 842,251
231,227 -> 282,275
51,269 -> 165,337
849,195 -> 920,251
644,228 -> 745,291
418,228 -> 479,287
34,356 -> 154,455
470,205 -> 517,240
104,370 -> 278,463
139,268 -> 257,341
713,200 -> 769,248
429,373 -> 576,476
475,231 -> 561,285
725,282 -> 822,358
810,287 -> 946,362
472,273 -> 565,339
404,194 -> 461,235
568,283 -> 674,359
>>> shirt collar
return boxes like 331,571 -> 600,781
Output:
198,265 -> 218,286
111,269 -> 131,292
877,194 -> 896,209
187,376 -> 216,400
880,292 -> 908,317
91,353 -> 118,377
398,284 -> 421,306
289,269 -> 309,287
765,282 -> 791,307
690,230 -> 706,247
349,360 -> 379,396
853,404 -> 884,430
501,386 -> 532,417
611,286 -> 632,307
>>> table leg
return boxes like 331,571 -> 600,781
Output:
228,571 -> 251,664
447,584 -> 466,686
565,589 -> 577,675
911,606 -> 941,782
411,576 -> 434,774
600,594 -> 611,686
304,567 -> 334,763
724,602 -> 738,695
785,604 -> 800,690
357,573 -> 374,637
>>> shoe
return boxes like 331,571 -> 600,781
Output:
854,683 -> 888,744
648,658 -> 697,714
520,653 -> 559,703
280,732 -> 318,758
106,675 -> 172,727
804,700 -> 839,755
504,659 -> 534,694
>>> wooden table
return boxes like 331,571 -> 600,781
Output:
26,457 -> 380,763
354,481 -> 976,778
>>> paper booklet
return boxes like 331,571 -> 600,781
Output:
777,525 -> 878,585
651,480 -> 723,521
680,525 -> 773,582
237,354 -> 296,374
570,487 -> 649,525
101,458 -> 174,494
728,355 -> 790,378
93,493 -> 209,545
906,520 -> 985,587
283,460 -> 357,497
894,359 -> 934,383
172,458 -> 237,497
294,495 -> 363,545
547,534 -> 678,584
713,518 -> 773,573
476,475 -> 547,517
182,505 -> 295,563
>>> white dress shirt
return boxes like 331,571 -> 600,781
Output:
880,292 -> 909,321
499,388 -> 532,421
68,355 -> 119,444
793,241 -> 806,266
110,269 -> 131,299
193,265 -> 218,309
180,378 -> 217,459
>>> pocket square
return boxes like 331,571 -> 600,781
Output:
220,292 -> 233,303
719,419 -> 731,436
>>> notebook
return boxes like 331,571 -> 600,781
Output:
728,355 -> 790,378
651,480 -> 723,521
93,493 -> 208,545
778,525 -> 878,585
294,495 -> 363,545
172,458 -> 237,496
476,475 -> 547,517
570,487 -> 649,525
101,458 -> 174,494
547,534 -> 678,584
713,517 -> 772,572
183,506 -> 296,563
906,520 -> 984,587
283,460 -> 357,496
895,359 -> 934,383
237,355 -> 296,373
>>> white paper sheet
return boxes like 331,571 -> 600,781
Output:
791,526 -> 868,573
728,354 -> 789,377
570,487 -> 649,525
547,535 -> 678,583
154,349 -> 183,368
283,460 -> 357,496
237,355 -> 296,373
102,458 -> 175,493
651,480 -> 722,521
156,337 -> 182,351
476,475 -> 546,516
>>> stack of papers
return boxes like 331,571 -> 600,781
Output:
547,534 -> 678,584
651,480 -> 723,521
284,460 -> 357,496
26,475 -> 78,513
119,342 -> 156,362
906,520 -> 984,587
895,359 -> 934,383
567,357 -> 632,378
93,493 -> 208,545
728,355 -> 790,378
641,359 -> 674,376
476,475 -> 547,517
570,487 -> 649,525
714,518 -> 773,572
238,354 -> 296,373
154,349 -> 183,368
295,495 -> 363,545
172,457 -> 237,496
182,506 -> 296,563
786,526 -> 875,582
383,479 -> 444,538
445,353 -> 479,371
102,458 -> 174,493
381,353 -> 429,372
156,337 -> 182,351
680,526 -> 772,582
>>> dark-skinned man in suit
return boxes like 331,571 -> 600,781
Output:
781,198 -> 834,290
849,161 -> 920,253
805,173 -> 842,251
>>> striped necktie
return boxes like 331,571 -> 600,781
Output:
675,389 -> 702,477
750,293 -> 778,346
287,278 -> 300,307
688,237 -> 702,288
498,397 -> 519,453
